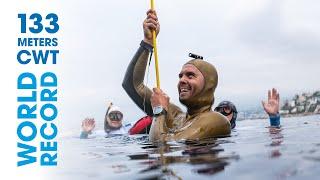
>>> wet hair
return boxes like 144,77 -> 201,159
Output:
214,101 -> 238,129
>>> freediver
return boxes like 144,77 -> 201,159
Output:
214,88 -> 281,130
122,9 -> 230,141
80,103 -> 132,139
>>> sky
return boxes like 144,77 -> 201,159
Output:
1,0 -> 320,133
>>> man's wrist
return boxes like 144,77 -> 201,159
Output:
82,130 -> 92,134
80,131 -> 89,139
140,40 -> 153,52
268,112 -> 279,117
269,113 -> 280,127
153,105 -> 167,117
143,39 -> 153,46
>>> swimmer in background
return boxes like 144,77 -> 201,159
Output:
80,103 -> 132,139
214,101 -> 238,129
262,88 -> 281,127
214,88 -> 281,129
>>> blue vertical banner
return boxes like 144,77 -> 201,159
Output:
17,13 -> 59,167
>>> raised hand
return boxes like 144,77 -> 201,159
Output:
81,118 -> 96,134
262,88 -> 280,116
151,88 -> 169,111
143,9 -> 160,45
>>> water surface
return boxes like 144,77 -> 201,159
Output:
48,115 -> 320,180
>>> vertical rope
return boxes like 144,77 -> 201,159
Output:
150,0 -> 160,88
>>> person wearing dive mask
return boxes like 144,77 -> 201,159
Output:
122,9 -> 230,142
214,101 -> 238,129
80,104 -> 132,139
214,88 -> 281,129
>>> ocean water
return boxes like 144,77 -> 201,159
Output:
47,115 -> 320,180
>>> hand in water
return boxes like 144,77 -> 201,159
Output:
82,118 -> 96,134
262,88 -> 280,116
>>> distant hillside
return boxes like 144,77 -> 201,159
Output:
280,90 -> 320,115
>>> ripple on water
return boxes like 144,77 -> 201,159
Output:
49,115 -> 320,180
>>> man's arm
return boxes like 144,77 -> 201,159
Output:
149,88 -> 170,141
122,9 -> 160,116
269,113 -> 280,127
122,41 -> 154,115
149,115 -> 168,142
80,131 -> 89,139
262,88 -> 281,127
80,118 -> 95,139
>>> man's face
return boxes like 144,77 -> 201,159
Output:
106,111 -> 123,128
178,64 -> 205,101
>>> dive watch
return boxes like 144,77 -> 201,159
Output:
153,106 -> 167,117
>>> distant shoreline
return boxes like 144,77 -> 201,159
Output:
281,112 -> 320,118
237,112 -> 320,121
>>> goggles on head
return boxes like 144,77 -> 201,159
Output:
108,111 -> 123,121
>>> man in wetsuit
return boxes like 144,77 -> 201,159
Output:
122,9 -> 230,142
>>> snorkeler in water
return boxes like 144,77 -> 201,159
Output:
214,101 -> 238,129
80,103 -> 132,139
122,9 -> 230,142
214,88 -> 281,129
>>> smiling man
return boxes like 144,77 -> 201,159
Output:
122,9 -> 230,141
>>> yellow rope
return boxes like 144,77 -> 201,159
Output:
150,0 -> 160,88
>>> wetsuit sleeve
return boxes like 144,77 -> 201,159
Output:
269,113 -> 280,127
149,115 -> 168,142
80,131 -> 89,139
122,41 -> 154,115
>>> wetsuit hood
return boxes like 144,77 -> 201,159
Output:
179,59 -> 218,115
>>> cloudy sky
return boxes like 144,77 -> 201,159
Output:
1,0 -> 320,133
